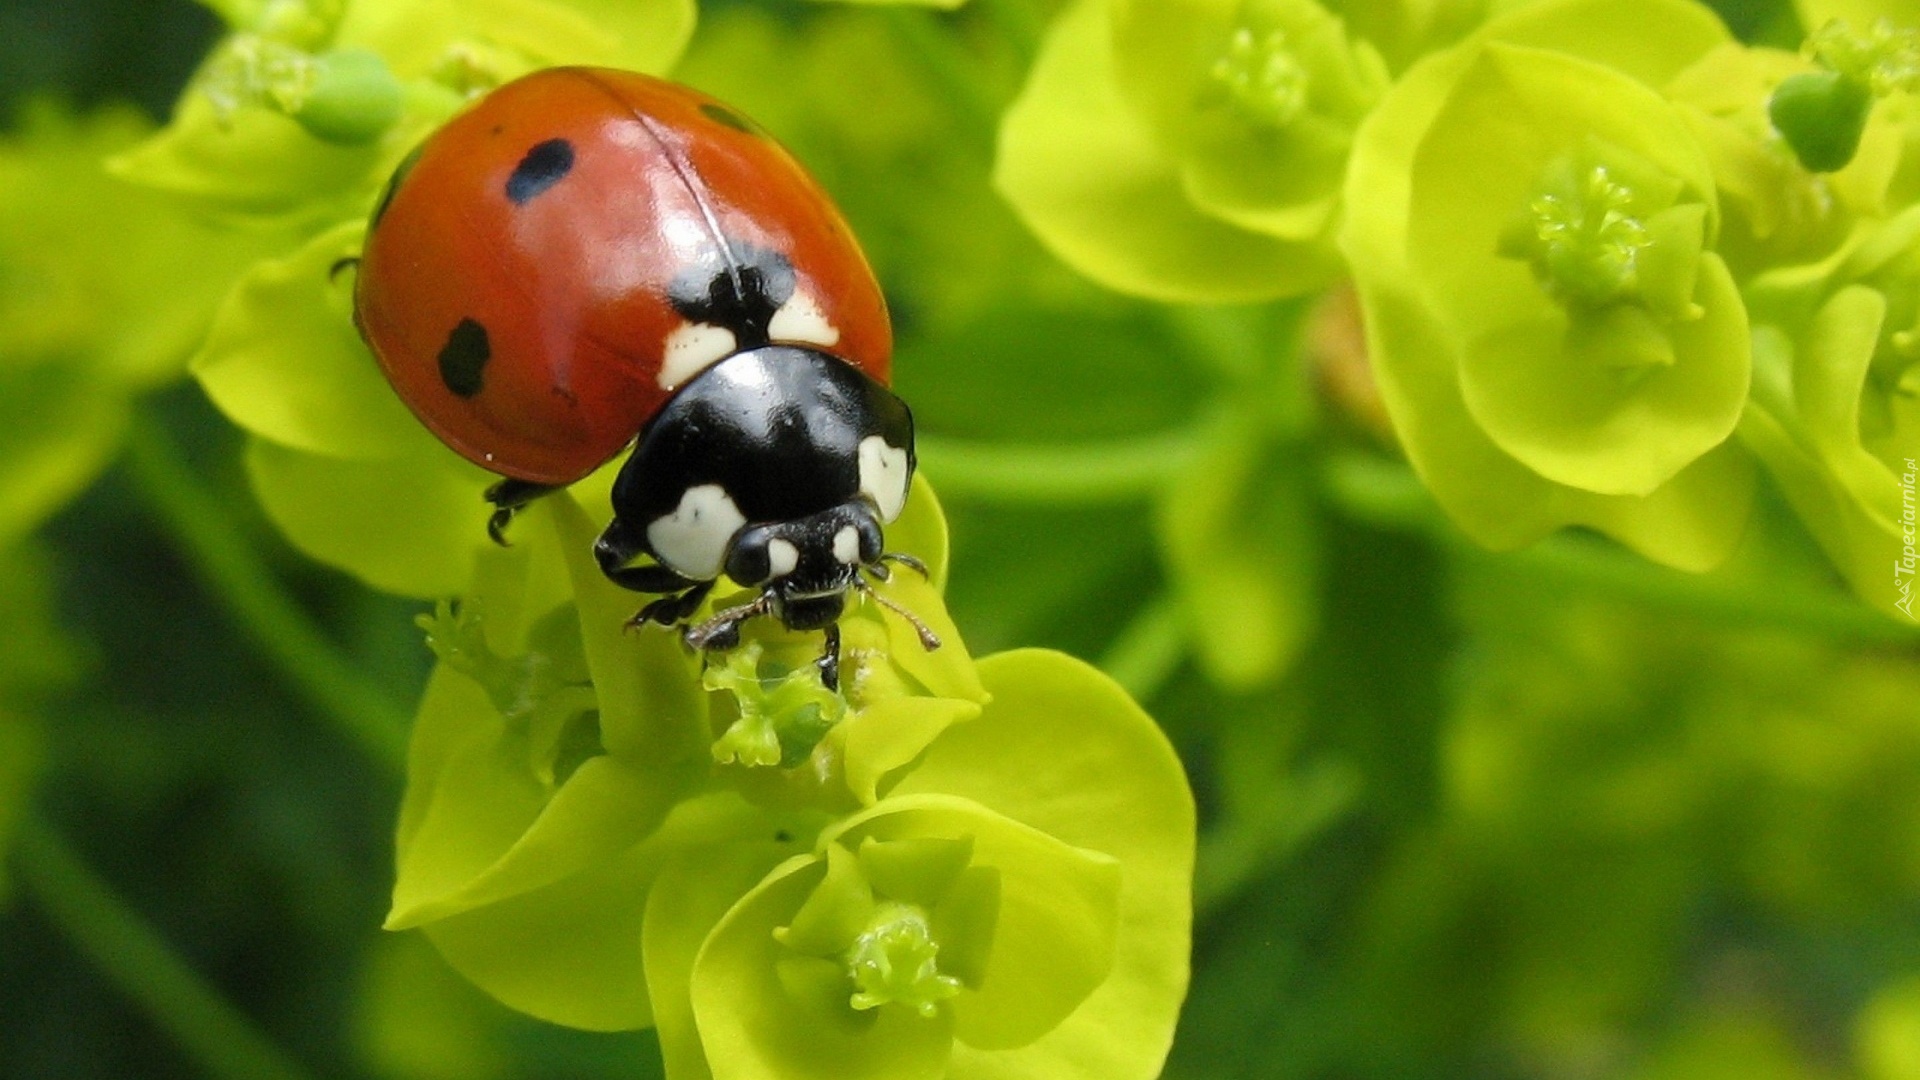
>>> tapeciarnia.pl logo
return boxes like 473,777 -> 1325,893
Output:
1899,457 -> 1917,620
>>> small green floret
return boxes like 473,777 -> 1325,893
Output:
1206,26 -> 1310,131
294,49 -> 404,145
1498,142 -> 1703,321
705,642 -> 848,768
845,903 -> 962,1018
1523,164 -> 1652,306
1808,18 -> 1920,96
1770,18 -> 1920,173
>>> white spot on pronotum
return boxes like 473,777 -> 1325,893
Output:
768,290 -> 840,348
647,484 -> 746,580
858,435 -> 909,523
767,538 -> 800,578
832,526 -> 860,565
658,322 -> 737,390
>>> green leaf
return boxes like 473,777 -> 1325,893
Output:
840,697 -> 981,806
867,559 -> 987,705
418,845 -> 656,1031
550,492 -> 710,767
353,934 -> 512,1080
827,794 -> 1123,1051
995,0 -> 1341,302
419,791 -> 783,1033
194,221 -> 428,461
775,844 -> 876,958
646,846 -> 802,1080
245,438 -> 492,600
110,86 -> 385,219
892,651 -> 1195,1080
389,499 -> 700,929
123,0 -> 694,219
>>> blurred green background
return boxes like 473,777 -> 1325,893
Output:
6,1 -> 1920,1079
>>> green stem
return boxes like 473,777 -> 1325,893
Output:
13,816 -> 319,1080
1097,593 -> 1187,702
123,415 -> 410,771
917,421 -> 1217,505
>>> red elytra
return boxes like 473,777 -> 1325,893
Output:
353,67 -> 892,486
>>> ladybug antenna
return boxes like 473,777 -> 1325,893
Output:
683,592 -> 774,653
855,576 -> 941,652
328,255 -> 361,283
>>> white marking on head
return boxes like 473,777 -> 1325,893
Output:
766,538 -> 800,579
658,323 -> 737,390
768,290 -> 840,348
858,435 -> 910,523
646,484 -> 746,580
832,526 -> 860,565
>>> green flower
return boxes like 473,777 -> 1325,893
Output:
1667,41 -> 1906,273
996,0 -> 1388,302
657,653 -> 1193,1080
1769,15 -> 1920,174
386,486 -> 1194,1080
192,220 -> 501,597
1338,0 -> 1757,571
1740,207 -> 1920,621
115,0 -> 693,220
386,482 -> 971,1020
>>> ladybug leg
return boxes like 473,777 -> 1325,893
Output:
484,479 -> 560,545
594,518 -> 702,594
816,624 -> 842,691
629,580 -> 714,630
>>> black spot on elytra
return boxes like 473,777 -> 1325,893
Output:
699,102 -> 755,135
667,242 -> 797,347
505,138 -> 575,204
438,319 -> 490,398
369,143 -> 424,229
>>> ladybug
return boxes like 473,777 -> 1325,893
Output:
351,67 -> 936,687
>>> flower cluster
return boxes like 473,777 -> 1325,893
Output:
999,0 -> 1920,619
388,485 -> 1193,1080
77,3 -> 1199,1077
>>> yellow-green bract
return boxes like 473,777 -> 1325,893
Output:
388,483 -> 1196,1080
1339,0 -> 1758,572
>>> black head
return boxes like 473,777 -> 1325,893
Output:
609,346 -> 913,632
